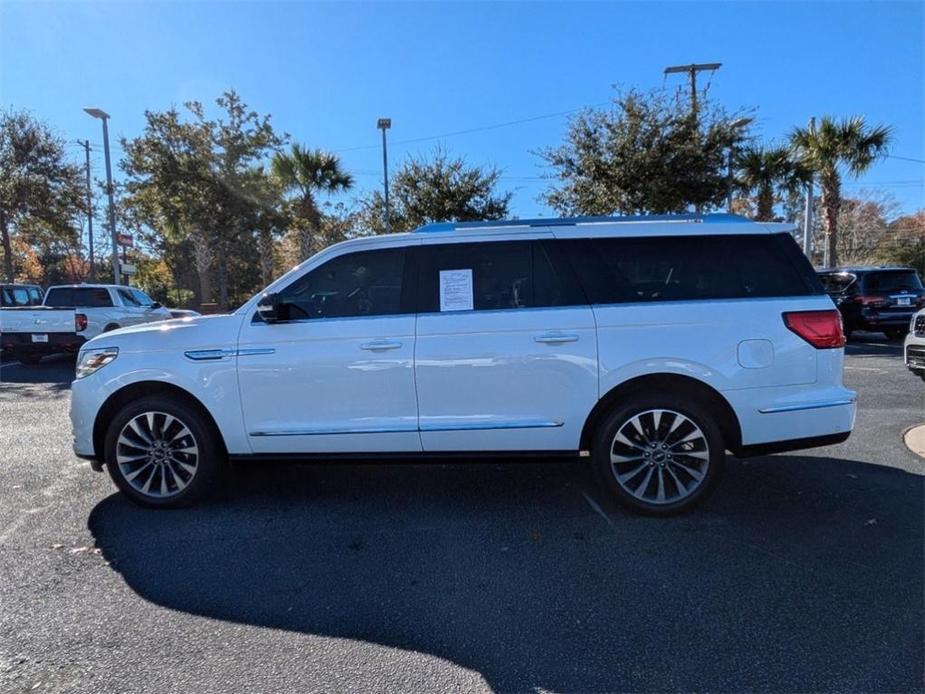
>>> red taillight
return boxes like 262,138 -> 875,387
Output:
75,313 -> 88,332
783,310 -> 846,349
856,295 -> 887,307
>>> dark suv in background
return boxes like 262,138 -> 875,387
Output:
818,266 -> 925,340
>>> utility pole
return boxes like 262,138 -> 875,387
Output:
377,118 -> 392,233
664,63 -> 722,123
803,116 -> 816,262
83,108 -> 120,285
77,140 -> 96,280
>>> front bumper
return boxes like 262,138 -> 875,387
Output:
906,343 -> 925,372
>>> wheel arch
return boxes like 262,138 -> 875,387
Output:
92,380 -> 228,463
580,373 -> 743,455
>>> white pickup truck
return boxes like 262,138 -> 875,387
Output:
43,284 -> 173,339
1,284 -> 172,365
0,305 -> 87,364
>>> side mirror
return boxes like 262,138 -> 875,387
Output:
150,302 -> 162,310
257,292 -> 285,323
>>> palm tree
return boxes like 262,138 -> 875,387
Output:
790,116 -> 892,267
734,145 -> 810,221
271,144 -> 353,260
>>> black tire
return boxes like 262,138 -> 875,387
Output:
13,351 -> 43,365
591,394 -> 725,516
104,395 -> 224,508
884,328 -> 906,341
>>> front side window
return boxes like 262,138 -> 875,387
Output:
118,289 -> 142,307
276,247 -> 406,320
131,289 -> 155,307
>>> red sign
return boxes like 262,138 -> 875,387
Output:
116,233 -> 134,247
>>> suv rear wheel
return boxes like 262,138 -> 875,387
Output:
104,396 -> 223,508
591,394 -> 725,516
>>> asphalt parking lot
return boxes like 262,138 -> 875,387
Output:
1,335 -> 922,693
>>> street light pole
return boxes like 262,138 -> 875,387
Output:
803,116 -> 816,261
77,139 -> 95,280
84,108 -> 120,285
377,118 -> 391,233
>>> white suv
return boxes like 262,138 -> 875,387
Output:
905,309 -> 925,381
70,214 -> 856,514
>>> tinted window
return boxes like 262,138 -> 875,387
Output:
277,248 -> 406,319
46,287 -> 113,308
818,272 -> 857,295
28,287 -> 42,305
862,270 -> 923,293
579,234 -> 818,304
418,241 -> 531,313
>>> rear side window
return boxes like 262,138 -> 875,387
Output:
818,272 -> 857,295
416,240 -> 586,313
577,234 -> 820,304
862,270 -> 923,293
46,287 -> 114,308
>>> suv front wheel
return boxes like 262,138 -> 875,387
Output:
104,396 -> 223,508
592,395 -> 725,515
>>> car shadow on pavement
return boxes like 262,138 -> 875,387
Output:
845,332 -> 904,358
88,455 -> 924,692
0,355 -> 74,390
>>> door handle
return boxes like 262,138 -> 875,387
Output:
534,332 -> 579,344
360,340 -> 402,351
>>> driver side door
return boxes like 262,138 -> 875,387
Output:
236,244 -> 421,455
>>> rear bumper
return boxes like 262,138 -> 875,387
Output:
724,385 -> 857,450
856,309 -> 915,329
735,431 -> 851,458
1,333 -> 86,354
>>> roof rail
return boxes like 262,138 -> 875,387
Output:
412,213 -> 750,233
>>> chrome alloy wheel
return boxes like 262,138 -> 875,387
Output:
609,409 -> 710,505
115,411 -> 200,499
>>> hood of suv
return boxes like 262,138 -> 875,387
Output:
82,313 -> 244,353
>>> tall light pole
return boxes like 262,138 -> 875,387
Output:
803,116 -> 816,260
83,107 -> 120,284
76,139 -> 96,280
725,117 -> 753,213
377,118 -> 391,233
664,62 -> 722,123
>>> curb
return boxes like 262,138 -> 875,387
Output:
902,424 -> 925,460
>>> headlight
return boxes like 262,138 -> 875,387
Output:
76,347 -> 119,379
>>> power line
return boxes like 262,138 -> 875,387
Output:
333,103 -> 609,154
887,154 -> 925,164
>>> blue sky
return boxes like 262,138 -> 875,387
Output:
2,1 -> 923,220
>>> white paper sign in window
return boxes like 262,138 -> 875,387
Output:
439,268 -> 474,312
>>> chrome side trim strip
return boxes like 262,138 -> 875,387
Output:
758,399 -> 856,414
184,348 -> 236,361
250,425 -> 419,437
421,420 -> 564,432
185,347 -> 276,361
249,420 -> 564,437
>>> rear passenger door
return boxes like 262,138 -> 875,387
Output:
413,237 -> 598,452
